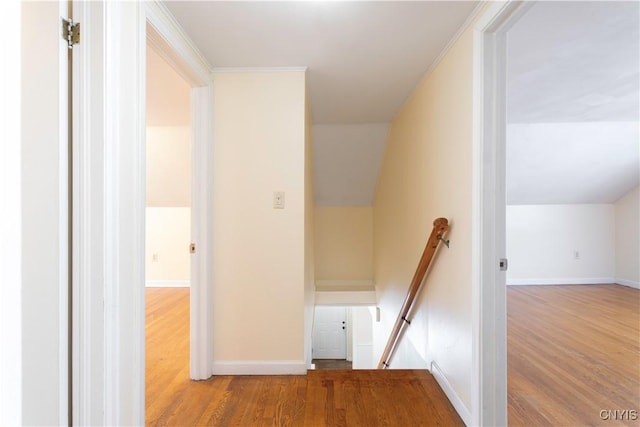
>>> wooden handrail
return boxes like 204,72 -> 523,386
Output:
377,217 -> 450,369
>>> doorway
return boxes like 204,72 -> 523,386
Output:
71,4 -> 215,423
144,17 -> 214,382
312,306 -> 347,363
145,41 -> 192,414
311,305 -> 376,370
474,1 -> 639,425
503,2 -> 640,425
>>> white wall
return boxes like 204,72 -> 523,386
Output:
145,207 -> 190,285
314,207 -> 373,282
506,205 -> 616,285
352,307 -> 374,369
212,70 -> 308,373
615,186 -> 640,287
20,2 -> 68,424
0,1 -> 22,424
372,18 -> 475,419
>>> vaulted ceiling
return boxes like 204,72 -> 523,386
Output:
506,1 -> 639,205
163,1 -> 479,206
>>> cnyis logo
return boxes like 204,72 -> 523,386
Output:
599,409 -> 638,421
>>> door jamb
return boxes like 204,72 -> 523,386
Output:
144,1 -> 215,381
72,1 -> 214,424
471,1 -> 533,425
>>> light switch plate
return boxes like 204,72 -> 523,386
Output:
273,191 -> 285,209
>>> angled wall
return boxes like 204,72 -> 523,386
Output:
615,186 -> 640,287
372,19 -> 475,419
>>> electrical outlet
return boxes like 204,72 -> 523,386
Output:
273,191 -> 285,209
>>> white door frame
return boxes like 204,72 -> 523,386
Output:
145,0 -> 214,382
72,1 -> 213,424
471,2 -> 533,425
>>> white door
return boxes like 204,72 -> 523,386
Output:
312,307 -> 347,359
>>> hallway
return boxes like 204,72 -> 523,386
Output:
145,288 -> 462,426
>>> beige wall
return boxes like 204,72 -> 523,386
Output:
314,207 -> 373,281
146,126 -> 190,207
145,207 -> 190,283
212,70 -> 307,366
615,186 -> 640,285
372,23 -> 475,410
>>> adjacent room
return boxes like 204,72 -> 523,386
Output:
145,42 -> 193,420
505,2 -> 639,425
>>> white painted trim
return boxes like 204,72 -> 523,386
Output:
145,280 -> 190,288
423,1 -> 488,80
73,0 -> 215,423
346,308 -> 353,362
430,362 -> 472,426
144,0 -> 215,382
72,2 -> 108,424
57,4 -> 71,423
314,291 -> 377,306
614,278 -> 640,289
507,277 -> 616,286
212,361 -> 307,375
471,2 -> 532,426
73,1 -> 146,424
0,1 -> 22,424
102,3 -> 146,425
212,66 -> 308,74
315,279 -> 375,290
145,2 -> 212,80
188,86 -> 214,380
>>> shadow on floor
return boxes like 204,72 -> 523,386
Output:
312,359 -> 352,370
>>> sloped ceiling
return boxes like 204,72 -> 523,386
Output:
506,1 -> 639,205
157,1 -> 639,206
164,1 -> 479,205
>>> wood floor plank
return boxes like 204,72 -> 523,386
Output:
146,288 -> 462,426
146,286 -> 638,426
507,284 -> 640,426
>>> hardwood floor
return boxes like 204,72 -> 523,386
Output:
146,285 -> 640,426
507,284 -> 640,426
145,288 -> 462,426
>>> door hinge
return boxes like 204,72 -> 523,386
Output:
62,18 -> 80,49
190,243 -> 196,254
499,258 -> 508,271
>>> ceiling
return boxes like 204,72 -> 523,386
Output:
506,1 -> 639,205
164,1 -> 478,206
153,1 -> 639,207
165,1 -> 477,125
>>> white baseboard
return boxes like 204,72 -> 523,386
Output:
507,277 -> 615,286
430,361 -> 471,426
145,280 -> 190,288
615,278 -> 640,289
212,360 -> 307,375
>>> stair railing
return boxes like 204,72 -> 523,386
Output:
377,217 -> 450,369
